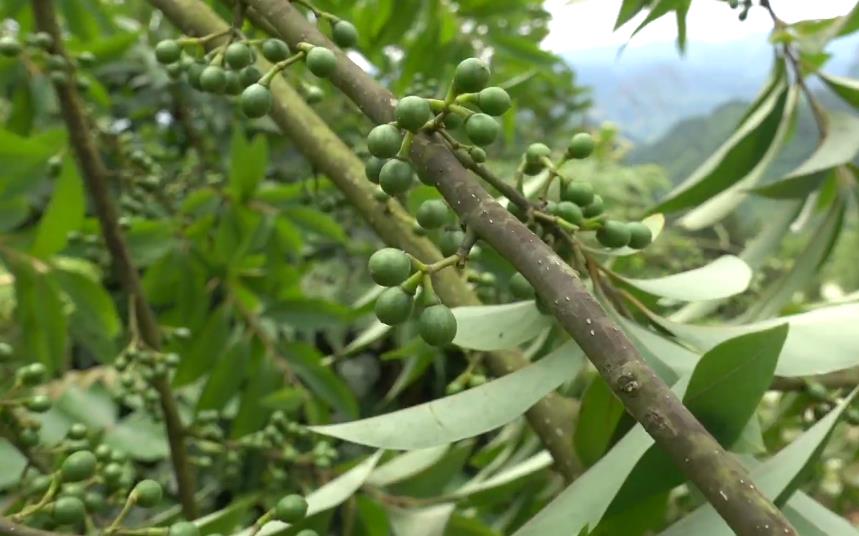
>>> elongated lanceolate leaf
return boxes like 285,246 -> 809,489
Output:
618,255 -> 752,302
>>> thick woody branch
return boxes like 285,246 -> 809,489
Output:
244,1 -> 796,533
146,0 -> 580,481
30,0 -> 197,519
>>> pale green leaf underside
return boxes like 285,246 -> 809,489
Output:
619,255 -> 752,302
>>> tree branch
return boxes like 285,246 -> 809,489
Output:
30,0 -> 197,519
243,1 -> 797,533
0,517 -> 68,536
146,0 -> 581,481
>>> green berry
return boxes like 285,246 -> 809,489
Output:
509,273 -> 534,300
18,363 -> 47,386
239,65 -> 262,87
416,200 -> 449,229
274,494 -> 308,523
596,220 -> 631,249
25,394 -> 51,413
19,428 -> 39,447
168,521 -> 199,536
305,85 -> 324,103
465,113 -> 499,146
225,42 -> 253,69
395,96 -> 432,132
468,374 -> 487,387
225,71 -> 243,95
240,84 -> 272,118
261,39 -> 290,62
52,497 -> 85,525
582,195 -> 604,218
133,479 -> 163,507
59,483 -> 86,500
295,531 -> 318,536
155,40 -> 182,64
367,124 -> 403,158
200,65 -> 226,93
562,181 -> 594,206
30,32 -> 54,50
477,86 -> 511,116
525,143 -> 551,165
627,222 -> 653,249
332,20 -> 358,48
469,147 -> 486,163
84,491 -> 107,513
60,450 -> 97,482
77,51 -> 96,67
418,305 -> 457,346
94,445 -> 112,461
375,287 -> 414,325
438,229 -> 464,257
368,248 -> 411,287
166,63 -> 184,80
0,36 -> 22,57
443,113 -> 463,130
67,423 -> 88,440
379,159 -> 414,195
187,62 -> 205,90
567,132 -> 595,159
29,475 -> 52,494
365,156 -> 385,183
446,381 -> 464,396
554,201 -> 583,226
46,54 -> 68,72
453,57 -> 490,93
306,47 -> 336,78
102,462 -> 123,484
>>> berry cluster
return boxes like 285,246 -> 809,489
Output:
0,31 -> 95,91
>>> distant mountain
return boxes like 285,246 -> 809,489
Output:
565,34 -> 859,144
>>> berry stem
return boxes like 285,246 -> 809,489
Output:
10,473 -> 58,521
105,494 -> 137,534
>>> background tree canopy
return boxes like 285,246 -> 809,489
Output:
0,0 -> 858,535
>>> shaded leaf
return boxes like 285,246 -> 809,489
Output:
31,157 -> 84,258
310,341 -> 584,449
452,301 -> 551,351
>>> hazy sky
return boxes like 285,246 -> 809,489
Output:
544,0 -> 857,52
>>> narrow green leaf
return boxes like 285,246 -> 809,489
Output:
310,341 -> 584,449
0,440 -> 26,491
388,503 -> 456,536
743,199 -> 844,320
820,72 -> 859,109
785,491 -> 859,536
282,206 -> 347,243
197,337 -> 251,412
368,446 -> 450,487
31,157 -> 84,258
680,86 -> 799,229
286,342 -> 359,419
617,255 -> 752,302
659,389 -> 857,535
615,0 -> 650,29
228,130 -> 268,201
651,68 -> 789,213
54,266 -> 120,362
574,377 -> 625,467
653,302 -> 859,379
452,301 -> 552,351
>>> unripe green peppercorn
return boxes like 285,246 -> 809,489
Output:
554,201 -> 583,226
133,479 -> 163,507
567,132 -> 595,159
240,84 -> 272,118
596,220 -> 631,249
25,394 -> 51,413
627,222 -> 653,249
306,47 -> 337,78
525,143 -> 551,165
375,287 -> 414,325
509,273 -> 535,300
477,86 -> 511,116
168,521 -> 199,536
395,96 -> 432,132
415,200 -> 449,229
60,450 -> 97,482
274,494 -> 308,523
367,124 -> 403,158
368,248 -> 411,287
562,181 -> 595,207
332,20 -> 358,48
200,65 -> 227,93
0,36 -> 22,57
453,57 -> 490,93
52,496 -> 85,525
261,39 -> 290,62
365,156 -> 385,183
379,159 -> 414,195
465,113 -> 499,146
418,305 -> 458,346
155,39 -> 181,64
582,195 -> 604,218
438,229 -> 464,257
225,42 -> 253,69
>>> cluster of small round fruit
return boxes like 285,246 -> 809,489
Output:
369,248 -> 459,347
364,57 -> 511,196
0,32 -> 95,90
153,11 -> 358,120
8,420 -> 158,529
0,350 -> 52,448
113,342 -> 182,418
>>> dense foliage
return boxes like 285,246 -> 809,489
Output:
1,0 -> 858,535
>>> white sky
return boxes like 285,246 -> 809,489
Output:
544,0 -> 857,52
